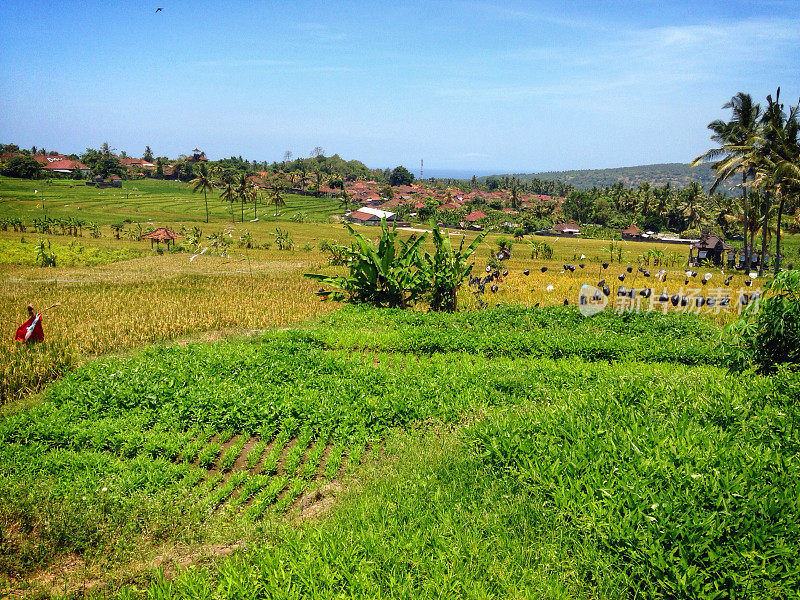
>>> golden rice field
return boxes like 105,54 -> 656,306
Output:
0,221 -> 771,404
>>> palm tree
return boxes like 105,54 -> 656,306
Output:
761,95 -> 799,272
336,179 -> 351,210
220,181 -> 237,223
251,181 -> 262,219
270,173 -> 287,217
235,173 -> 250,223
510,179 -> 519,210
297,169 -> 310,192
313,170 -> 326,196
190,163 -> 215,223
710,193 -> 740,237
741,89 -> 799,274
693,93 -> 762,270
679,182 -> 708,231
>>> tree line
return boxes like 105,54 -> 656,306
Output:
693,89 -> 799,275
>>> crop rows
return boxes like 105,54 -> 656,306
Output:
2,422 -> 362,519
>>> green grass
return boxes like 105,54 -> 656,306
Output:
0,239 -> 144,266
1,306 -> 798,598
131,360 -> 799,600
305,304 -> 726,365
0,176 -> 342,224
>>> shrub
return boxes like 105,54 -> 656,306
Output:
318,239 -> 349,265
307,219 -> 487,311
529,240 -> 554,260
494,237 -> 513,253
724,269 -> 800,373
681,228 -> 701,239
1,155 -> 42,179
34,239 -> 56,267
270,227 -> 294,250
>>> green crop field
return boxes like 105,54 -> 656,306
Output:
2,307 -> 799,598
1,175 -> 799,598
0,176 -> 342,225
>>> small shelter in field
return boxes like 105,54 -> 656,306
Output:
689,234 -> 733,266
142,227 -> 183,249
621,223 -> 643,240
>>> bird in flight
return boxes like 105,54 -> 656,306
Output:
155,7 -> 163,12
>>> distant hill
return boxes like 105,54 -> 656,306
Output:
484,163 -> 726,192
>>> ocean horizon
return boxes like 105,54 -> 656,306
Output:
411,168 -> 500,180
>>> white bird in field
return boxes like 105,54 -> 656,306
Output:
546,284 -> 555,291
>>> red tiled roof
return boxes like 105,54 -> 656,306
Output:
349,210 -> 379,221
33,155 -> 68,165
120,157 -> 155,167
464,210 -> 488,222
42,159 -> 89,171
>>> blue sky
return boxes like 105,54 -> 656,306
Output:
1,1 -> 797,174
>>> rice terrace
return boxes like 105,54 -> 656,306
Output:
2,3 -> 800,599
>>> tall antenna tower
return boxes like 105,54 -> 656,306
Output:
420,159 -> 423,180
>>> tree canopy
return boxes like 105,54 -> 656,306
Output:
390,165 -> 415,186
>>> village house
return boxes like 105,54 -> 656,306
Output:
30,154 -> 91,176
119,157 -> 156,169
42,158 -> 90,176
346,206 -> 396,225
187,148 -> 208,162
552,220 -> 581,235
464,210 -> 488,230
87,174 -> 122,188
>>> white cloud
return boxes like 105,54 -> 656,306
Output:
434,16 -> 799,103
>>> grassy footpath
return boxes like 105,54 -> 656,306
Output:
2,307 -> 798,598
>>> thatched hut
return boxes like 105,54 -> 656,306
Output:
142,227 -> 183,249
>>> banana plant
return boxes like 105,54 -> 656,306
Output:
306,219 -> 429,308
425,221 -> 487,312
